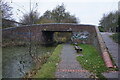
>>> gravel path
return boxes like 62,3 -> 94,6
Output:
55,44 -> 92,78
101,32 -> 118,67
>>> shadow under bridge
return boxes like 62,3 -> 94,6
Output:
41,30 -> 72,45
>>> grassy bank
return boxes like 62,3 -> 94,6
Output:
76,44 -> 108,79
33,44 -> 63,78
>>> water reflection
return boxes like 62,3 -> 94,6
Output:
2,45 -> 56,78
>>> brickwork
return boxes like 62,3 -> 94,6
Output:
2,23 -> 97,44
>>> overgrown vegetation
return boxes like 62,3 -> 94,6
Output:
110,33 -> 120,44
76,44 -> 108,79
24,53 -> 51,78
33,44 -> 63,78
54,32 -> 72,43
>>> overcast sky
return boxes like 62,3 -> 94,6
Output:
5,0 -> 119,26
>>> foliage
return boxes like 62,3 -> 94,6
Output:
54,32 -> 71,43
117,13 -> 120,32
33,44 -> 63,78
20,4 -> 79,24
110,33 -> 120,44
98,26 -> 105,32
76,44 -> 108,79
39,4 -> 79,23
99,11 -> 118,32
39,10 -> 55,23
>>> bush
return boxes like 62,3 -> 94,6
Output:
98,26 -> 105,32
110,33 -> 120,44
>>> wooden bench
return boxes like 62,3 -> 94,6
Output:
74,46 -> 82,53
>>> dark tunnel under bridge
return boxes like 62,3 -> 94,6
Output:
41,30 -> 72,44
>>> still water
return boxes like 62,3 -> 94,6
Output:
2,45 -> 56,78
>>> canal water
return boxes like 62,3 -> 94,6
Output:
2,45 -> 56,78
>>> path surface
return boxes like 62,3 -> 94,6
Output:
55,44 -> 92,78
101,32 -> 119,78
101,32 -> 118,67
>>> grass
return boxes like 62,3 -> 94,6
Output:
76,44 -> 108,79
33,44 -> 63,78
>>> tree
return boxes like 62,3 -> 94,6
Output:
0,0 -> 13,19
41,10 -> 52,19
51,4 -> 66,23
99,11 -> 118,32
0,0 -> 15,28
39,4 -> 79,23
20,10 -> 40,24
62,12 -> 79,23
117,12 -> 120,32
39,10 -> 55,23
51,4 -> 78,23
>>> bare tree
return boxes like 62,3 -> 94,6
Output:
0,0 -> 16,28
20,10 -> 40,25
0,0 -> 13,19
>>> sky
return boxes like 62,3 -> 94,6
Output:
5,0 -> 119,26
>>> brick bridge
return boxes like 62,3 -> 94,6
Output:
3,23 -> 100,49
2,23 -> 114,68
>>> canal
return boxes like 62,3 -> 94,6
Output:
2,45 -> 56,78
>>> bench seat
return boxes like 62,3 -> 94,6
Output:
74,46 -> 82,53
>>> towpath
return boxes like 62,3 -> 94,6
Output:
101,32 -> 119,78
55,44 -> 93,78
101,32 -> 118,67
